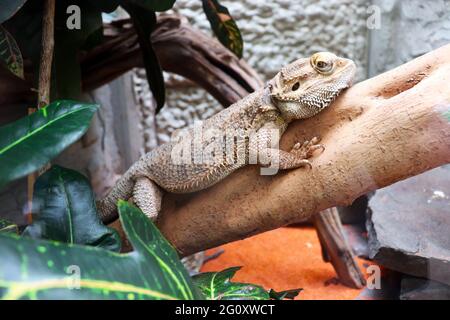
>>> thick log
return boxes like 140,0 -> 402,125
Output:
156,44 -> 450,257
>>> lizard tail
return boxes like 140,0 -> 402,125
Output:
96,171 -> 135,224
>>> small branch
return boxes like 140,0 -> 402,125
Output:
28,0 -> 55,221
313,208 -> 366,289
156,44 -> 450,256
37,0 -> 55,108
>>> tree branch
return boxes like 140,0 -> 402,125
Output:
37,0 -> 55,108
156,44 -> 450,257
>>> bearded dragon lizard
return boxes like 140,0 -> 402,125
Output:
97,52 -> 356,223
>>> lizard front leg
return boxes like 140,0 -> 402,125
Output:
261,137 -> 324,170
133,177 -> 163,221
253,120 -> 324,170
290,136 -> 324,160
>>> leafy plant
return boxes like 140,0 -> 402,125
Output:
0,219 -> 18,234
0,0 -> 285,302
193,267 -> 269,300
202,0 -> 243,58
1,0 -> 243,109
127,0 -> 176,12
0,25 -> 24,78
269,288 -> 303,300
0,100 -> 98,188
0,201 -> 202,300
0,0 -> 28,24
121,1 -> 165,111
23,166 -> 120,252
193,267 -> 302,300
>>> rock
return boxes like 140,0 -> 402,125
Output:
400,276 -> 450,300
366,165 -> 450,285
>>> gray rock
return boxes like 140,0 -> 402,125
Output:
366,165 -> 450,285
401,276 -> 450,300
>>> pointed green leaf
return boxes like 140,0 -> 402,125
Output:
0,25 -> 24,79
193,267 -> 270,300
0,100 -> 99,188
0,219 -> 18,234
53,1 -> 104,99
269,288 -> 302,300
0,202 -> 202,300
123,3 -> 165,111
92,0 -> 120,13
125,0 -> 176,12
0,0 -> 28,23
201,0 -> 243,58
22,166 -> 120,252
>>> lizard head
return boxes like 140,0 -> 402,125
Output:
268,52 -> 356,121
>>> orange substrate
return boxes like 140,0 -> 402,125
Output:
200,226 -> 369,300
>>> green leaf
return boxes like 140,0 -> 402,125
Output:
269,288 -> 302,300
2,0 -> 43,80
0,219 -> 18,234
22,166 -> 120,252
53,1 -> 104,99
0,0 -> 28,23
122,3 -> 165,112
201,0 -> 243,58
91,0 -> 120,13
0,100 -> 99,188
126,0 -> 176,12
0,25 -> 24,78
193,267 -> 270,300
0,201 -> 202,300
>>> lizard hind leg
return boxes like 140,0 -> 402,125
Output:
133,177 -> 163,221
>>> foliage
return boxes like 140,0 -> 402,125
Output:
126,0 -> 176,12
0,201 -> 202,300
202,0 -> 243,58
194,267 -> 269,300
23,166 -> 121,252
193,267 -> 301,300
0,0 -> 243,108
0,0 -> 28,24
0,0 -> 288,302
0,219 -> 18,234
121,1 -> 165,111
0,100 -> 98,188
269,288 -> 303,300
0,25 -> 24,78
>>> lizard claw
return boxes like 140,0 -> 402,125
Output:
291,136 -> 325,159
297,159 -> 313,169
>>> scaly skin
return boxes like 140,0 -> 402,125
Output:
98,52 -> 356,223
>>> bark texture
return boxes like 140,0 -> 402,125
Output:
156,44 -> 450,257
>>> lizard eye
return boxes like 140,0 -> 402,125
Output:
311,53 -> 335,74
291,82 -> 300,91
